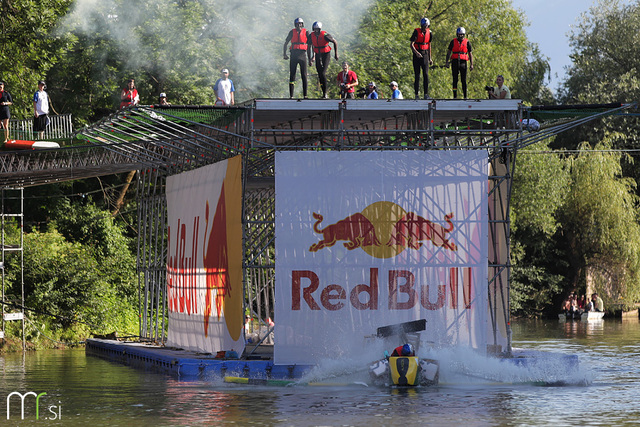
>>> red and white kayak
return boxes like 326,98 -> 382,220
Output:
3,140 -> 60,150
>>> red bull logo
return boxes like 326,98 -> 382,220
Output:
309,201 -> 457,258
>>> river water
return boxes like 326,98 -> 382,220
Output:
1,318 -> 639,426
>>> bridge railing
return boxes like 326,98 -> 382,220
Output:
8,114 -> 73,141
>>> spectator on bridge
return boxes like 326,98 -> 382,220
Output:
337,61 -> 358,99
158,92 -> 171,106
364,82 -> 378,99
487,75 -> 511,99
120,78 -> 139,109
33,80 -> 50,139
390,81 -> 403,99
213,69 -> 235,106
0,81 -> 13,143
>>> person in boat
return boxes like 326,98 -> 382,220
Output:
591,293 -> 604,312
391,343 -> 415,357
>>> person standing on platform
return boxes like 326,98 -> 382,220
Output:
214,69 -> 235,106
410,17 -> 433,99
487,75 -> 511,99
390,81 -> 403,99
0,81 -> 13,143
336,61 -> 358,99
120,78 -> 139,109
310,21 -> 338,99
283,17 -> 312,99
445,27 -> 474,99
33,80 -> 50,139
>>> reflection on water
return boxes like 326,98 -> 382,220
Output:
0,318 -> 639,426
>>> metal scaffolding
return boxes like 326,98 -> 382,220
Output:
0,99 -> 633,353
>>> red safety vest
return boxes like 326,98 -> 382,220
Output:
311,31 -> 331,54
414,28 -> 431,50
451,38 -> 469,61
291,29 -> 308,50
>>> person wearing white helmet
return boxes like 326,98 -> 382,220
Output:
310,21 -> 339,99
389,81 -> 403,99
410,17 -> 433,99
445,26 -> 474,99
283,18 -> 312,99
158,92 -> 170,105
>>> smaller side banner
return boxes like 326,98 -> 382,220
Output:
165,156 -> 244,355
275,151 -> 488,365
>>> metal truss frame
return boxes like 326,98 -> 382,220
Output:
0,100 -> 633,352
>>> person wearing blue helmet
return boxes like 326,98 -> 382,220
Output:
410,17 -> 433,99
391,343 -> 415,357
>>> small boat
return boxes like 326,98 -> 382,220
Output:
369,355 -> 439,387
558,311 -> 604,321
368,319 -> 440,387
3,139 -> 60,150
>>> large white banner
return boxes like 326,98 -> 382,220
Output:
275,151 -> 488,365
165,156 -> 244,355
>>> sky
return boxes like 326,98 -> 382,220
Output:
510,0 -> 633,92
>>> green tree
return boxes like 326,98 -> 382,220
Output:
561,141 -> 640,307
510,142 -> 570,316
0,0 -> 74,119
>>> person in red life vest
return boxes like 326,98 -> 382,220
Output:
336,61 -> 358,99
283,17 -> 312,99
120,78 -> 140,109
444,27 -> 474,99
391,343 -> 415,357
310,21 -> 338,99
410,17 -> 433,99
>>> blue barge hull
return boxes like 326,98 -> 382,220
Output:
85,339 -> 313,380
86,339 -> 579,383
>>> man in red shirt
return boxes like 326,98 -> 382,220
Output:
336,61 -> 358,99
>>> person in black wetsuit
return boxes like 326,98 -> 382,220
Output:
445,27 -> 474,99
310,21 -> 338,99
283,17 -> 312,99
410,17 -> 433,99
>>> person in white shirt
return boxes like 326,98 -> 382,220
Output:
33,80 -> 50,139
213,69 -> 235,106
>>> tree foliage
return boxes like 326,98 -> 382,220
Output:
560,141 -> 640,306
510,142 -> 570,316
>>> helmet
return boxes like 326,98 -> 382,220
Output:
159,93 -> 167,98
313,21 -> 322,30
420,18 -> 430,27
456,27 -> 466,36
401,343 -> 414,356
294,17 -> 304,26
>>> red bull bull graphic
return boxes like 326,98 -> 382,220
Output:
275,151 -> 488,365
310,201 -> 457,258
165,155 -> 243,354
